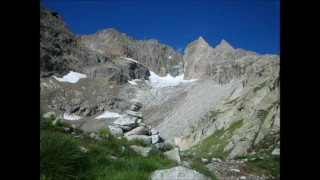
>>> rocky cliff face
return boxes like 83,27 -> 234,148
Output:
40,5 -> 149,84
183,37 -> 261,84
174,54 -> 280,159
40,4 -> 280,162
81,29 -> 184,77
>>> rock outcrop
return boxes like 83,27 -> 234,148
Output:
81,28 -> 184,77
183,37 -> 261,84
174,54 -> 280,159
149,166 -> 210,180
40,5 -> 149,84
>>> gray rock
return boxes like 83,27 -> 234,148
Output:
240,176 -> 247,179
114,116 -> 138,127
79,146 -> 89,153
127,110 -> 142,118
181,161 -> 191,168
164,148 -> 181,164
110,156 -> 117,160
151,129 -> 159,135
129,145 -> 152,157
212,157 -> 222,162
137,119 -> 142,124
124,126 -> 148,136
130,104 -> 140,111
152,134 -> 161,144
107,126 -> 124,137
205,163 -> 214,170
131,99 -> 143,108
155,142 -> 164,149
125,135 -> 152,144
271,148 -> 280,155
201,158 -> 209,163
63,127 -> 72,133
115,125 -> 133,131
90,133 -> 96,139
89,133 -> 101,141
43,111 -> 56,118
150,166 -> 210,180
120,146 -> 126,152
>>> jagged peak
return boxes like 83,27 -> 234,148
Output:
215,39 -> 234,51
197,36 -> 208,44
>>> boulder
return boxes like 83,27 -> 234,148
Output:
114,115 -> 138,127
129,145 -> 152,157
131,99 -> 142,108
127,110 -> 143,118
130,104 -> 140,111
124,126 -> 148,136
164,148 -> 181,164
152,134 -> 161,144
149,166 -> 210,180
107,126 -> 124,137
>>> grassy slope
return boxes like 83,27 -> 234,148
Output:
40,115 -> 216,180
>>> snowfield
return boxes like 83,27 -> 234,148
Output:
63,113 -> 82,120
53,71 -> 87,83
95,111 -> 123,119
148,71 -> 197,88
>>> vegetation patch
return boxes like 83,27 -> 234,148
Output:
234,131 -> 280,178
253,80 -> 268,93
190,159 -> 217,180
40,115 -> 183,180
224,97 -> 240,106
182,120 -> 243,159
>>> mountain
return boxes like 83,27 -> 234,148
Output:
40,4 -> 280,179
81,28 -> 184,77
40,5 -> 150,84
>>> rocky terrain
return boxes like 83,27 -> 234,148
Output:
40,4 -> 280,180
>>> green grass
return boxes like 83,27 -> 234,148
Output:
183,120 -> 244,159
190,159 -> 217,180
40,115 -> 197,180
40,130 -> 89,180
234,131 -> 280,177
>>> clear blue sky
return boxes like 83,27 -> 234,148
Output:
41,0 -> 280,55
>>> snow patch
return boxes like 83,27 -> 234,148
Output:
95,111 -> 122,119
168,56 -> 172,59
121,57 -> 138,63
148,71 -> 197,88
53,71 -> 87,83
128,80 -> 138,85
63,113 -> 82,120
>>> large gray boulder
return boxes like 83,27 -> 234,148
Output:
114,116 -> 138,127
164,148 -> 181,164
129,145 -> 152,157
127,110 -> 143,118
107,126 -> 124,137
149,166 -> 210,180
124,126 -> 148,136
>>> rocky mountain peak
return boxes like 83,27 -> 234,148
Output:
196,36 -> 209,47
215,39 -> 235,51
